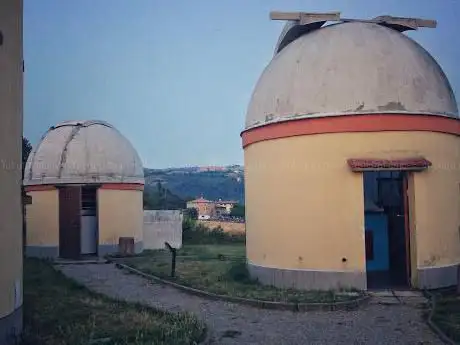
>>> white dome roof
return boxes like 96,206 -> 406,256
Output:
246,22 -> 458,130
24,120 -> 144,186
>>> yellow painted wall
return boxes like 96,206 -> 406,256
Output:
412,154 -> 460,268
0,0 -> 23,320
245,131 -> 460,276
25,188 -> 143,250
97,189 -> 143,245
25,190 -> 59,246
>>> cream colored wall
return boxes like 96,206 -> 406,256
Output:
412,149 -> 460,268
97,189 -> 143,245
0,0 -> 23,319
245,131 -> 460,275
25,188 -> 144,250
25,190 -> 59,246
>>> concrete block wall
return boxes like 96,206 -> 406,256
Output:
143,210 -> 183,250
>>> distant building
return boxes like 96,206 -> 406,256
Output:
214,199 -> 238,217
186,196 -> 237,219
186,196 -> 215,219
198,166 -> 227,172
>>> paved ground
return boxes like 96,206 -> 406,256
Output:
56,263 -> 444,345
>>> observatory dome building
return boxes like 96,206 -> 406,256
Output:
242,12 -> 460,290
24,120 -> 145,259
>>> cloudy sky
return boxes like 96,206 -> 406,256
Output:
24,0 -> 460,168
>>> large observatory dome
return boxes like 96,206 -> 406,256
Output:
24,120 -> 144,186
243,12 -> 460,291
245,21 -> 458,130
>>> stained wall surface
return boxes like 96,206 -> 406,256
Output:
143,210 -> 183,250
25,189 -> 59,257
97,189 -> 144,254
0,0 -> 23,342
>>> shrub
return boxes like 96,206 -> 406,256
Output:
182,217 -> 245,245
225,260 -> 254,284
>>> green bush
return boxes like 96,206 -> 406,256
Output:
182,217 -> 245,245
225,260 -> 254,284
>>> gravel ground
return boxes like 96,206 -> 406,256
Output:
56,263 -> 443,345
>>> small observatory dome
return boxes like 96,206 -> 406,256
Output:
246,21 -> 458,129
24,120 -> 144,186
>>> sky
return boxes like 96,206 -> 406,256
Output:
23,0 -> 460,168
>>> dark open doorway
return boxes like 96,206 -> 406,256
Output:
59,186 -> 82,259
59,185 -> 99,259
363,171 -> 410,289
81,187 -> 98,256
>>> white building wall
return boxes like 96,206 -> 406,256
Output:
143,210 -> 183,250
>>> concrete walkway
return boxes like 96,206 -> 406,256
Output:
56,263 -> 443,345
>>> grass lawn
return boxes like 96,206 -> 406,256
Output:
430,288 -> 460,342
22,258 -> 205,345
119,244 -> 362,304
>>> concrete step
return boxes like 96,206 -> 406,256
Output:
392,290 -> 423,297
369,296 -> 401,305
368,290 -> 394,297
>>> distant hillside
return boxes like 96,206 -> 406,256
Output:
144,165 -> 245,204
143,182 -> 186,210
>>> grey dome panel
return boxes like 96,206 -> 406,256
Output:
24,120 -> 144,186
246,22 -> 458,130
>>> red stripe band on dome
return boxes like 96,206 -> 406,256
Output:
99,183 -> 144,191
24,185 -> 56,192
241,113 -> 460,148
24,183 -> 144,192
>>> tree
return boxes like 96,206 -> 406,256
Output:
143,190 -> 154,209
22,136 -> 32,179
184,207 -> 198,220
143,183 -> 186,210
22,136 -> 33,249
230,204 -> 245,218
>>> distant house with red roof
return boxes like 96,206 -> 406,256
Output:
186,196 -> 237,219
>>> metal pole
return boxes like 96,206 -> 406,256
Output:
457,264 -> 460,294
165,242 -> 176,278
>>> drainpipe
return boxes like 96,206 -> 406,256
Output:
22,188 -> 32,251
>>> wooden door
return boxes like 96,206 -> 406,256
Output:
403,173 -> 412,286
59,186 -> 82,259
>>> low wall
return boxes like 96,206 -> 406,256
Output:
143,210 -> 183,250
198,220 -> 246,234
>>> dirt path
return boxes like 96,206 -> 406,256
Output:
56,263 -> 443,345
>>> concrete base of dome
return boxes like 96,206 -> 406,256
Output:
417,264 -> 458,289
0,306 -> 22,345
248,262 -> 459,291
25,245 -> 59,258
98,241 -> 143,256
26,242 -> 143,259
248,262 -> 367,290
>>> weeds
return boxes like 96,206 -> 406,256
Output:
21,259 -> 205,345
120,245 -> 362,304
182,217 -> 245,245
